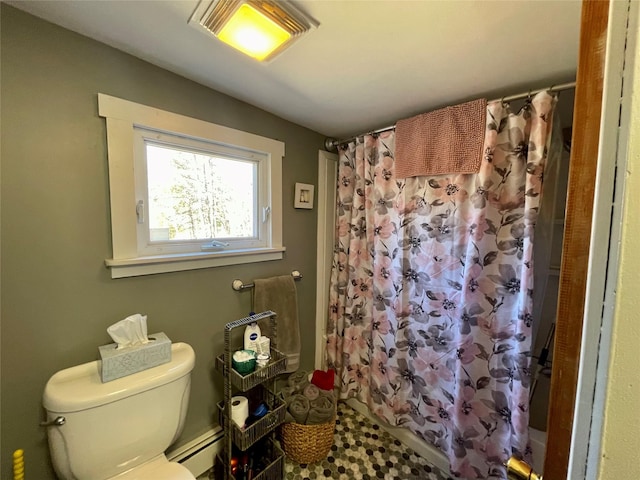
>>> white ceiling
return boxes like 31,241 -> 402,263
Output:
7,0 -> 582,139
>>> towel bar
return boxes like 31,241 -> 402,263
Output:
232,271 -> 302,291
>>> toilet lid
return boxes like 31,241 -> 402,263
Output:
112,458 -> 196,480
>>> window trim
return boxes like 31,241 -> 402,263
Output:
99,93 -> 284,278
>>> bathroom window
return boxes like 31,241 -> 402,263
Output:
134,128 -> 268,255
99,94 -> 284,278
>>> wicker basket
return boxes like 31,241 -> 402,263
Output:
279,418 -> 336,464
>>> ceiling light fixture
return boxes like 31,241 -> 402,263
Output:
190,0 -> 319,62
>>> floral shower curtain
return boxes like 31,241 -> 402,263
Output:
326,92 -> 557,479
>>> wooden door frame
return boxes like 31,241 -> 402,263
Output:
544,0 -> 629,477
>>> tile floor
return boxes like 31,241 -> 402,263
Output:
283,403 -> 453,480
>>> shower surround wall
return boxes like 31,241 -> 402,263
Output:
0,6 -> 324,479
529,140 -> 570,431
529,91 -> 574,432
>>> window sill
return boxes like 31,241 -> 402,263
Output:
105,247 -> 286,279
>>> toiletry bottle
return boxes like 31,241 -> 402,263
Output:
244,322 -> 261,352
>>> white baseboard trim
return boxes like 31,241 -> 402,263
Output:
345,398 -> 451,476
167,427 -> 223,477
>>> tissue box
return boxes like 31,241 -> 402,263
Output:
99,332 -> 171,382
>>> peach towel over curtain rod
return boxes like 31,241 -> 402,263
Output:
394,98 -> 488,178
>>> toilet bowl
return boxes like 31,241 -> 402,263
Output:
111,456 -> 194,479
43,342 -> 196,480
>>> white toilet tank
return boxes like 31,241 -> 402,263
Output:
43,342 -> 195,480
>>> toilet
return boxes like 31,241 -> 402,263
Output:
42,342 -> 197,480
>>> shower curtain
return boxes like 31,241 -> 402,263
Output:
326,92 -> 557,479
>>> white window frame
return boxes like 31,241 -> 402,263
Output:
133,128 -> 267,254
99,93 -> 284,278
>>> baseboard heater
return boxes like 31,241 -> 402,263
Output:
167,426 -> 224,477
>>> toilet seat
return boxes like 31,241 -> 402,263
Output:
110,456 -> 196,480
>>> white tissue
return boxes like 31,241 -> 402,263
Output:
233,350 -> 255,362
107,314 -> 149,349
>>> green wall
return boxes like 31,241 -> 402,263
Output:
0,5 -> 325,478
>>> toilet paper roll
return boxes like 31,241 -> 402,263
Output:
231,396 -> 249,428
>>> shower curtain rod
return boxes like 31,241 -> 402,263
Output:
324,81 -> 576,151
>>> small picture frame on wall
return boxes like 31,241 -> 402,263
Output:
294,182 -> 314,209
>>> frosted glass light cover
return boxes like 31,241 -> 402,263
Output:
217,3 -> 291,61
